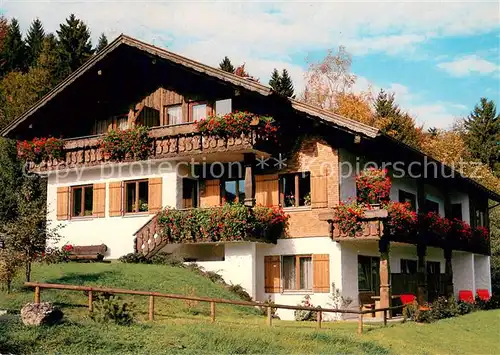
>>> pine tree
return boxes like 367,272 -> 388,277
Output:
56,14 -> 94,76
36,34 -> 61,87
269,68 -> 281,92
25,18 -> 45,68
1,18 -> 27,74
219,56 -> 235,73
280,69 -> 295,98
0,16 -> 8,77
96,33 -> 108,53
463,98 -> 500,173
374,89 -> 401,119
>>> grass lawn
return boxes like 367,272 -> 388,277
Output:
1,262 -> 499,354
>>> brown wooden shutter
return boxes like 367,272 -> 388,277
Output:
109,182 -> 123,217
264,255 -> 281,293
56,186 -> 70,220
311,175 -> 328,208
313,254 -> 330,293
255,174 -> 279,206
200,179 -> 220,207
148,177 -> 163,213
92,183 -> 106,218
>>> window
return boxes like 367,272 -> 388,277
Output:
282,255 -> 312,291
215,99 -> 232,115
71,185 -> 93,217
279,172 -> 311,207
190,103 -> 207,122
358,255 -> 380,293
400,259 -> 417,274
451,203 -> 463,220
223,179 -> 245,203
125,180 -> 149,213
399,190 -> 417,211
182,179 -> 199,208
93,115 -> 128,135
475,209 -> 486,228
427,261 -> 440,275
165,105 -> 182,125
425,199 -> 439,214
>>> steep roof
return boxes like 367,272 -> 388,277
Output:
1,34 -> 498,201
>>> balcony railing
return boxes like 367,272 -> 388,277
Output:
135,204 -> 288,258
29,124 -> 270,172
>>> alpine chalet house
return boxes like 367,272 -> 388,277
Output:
3,35 -> 497,320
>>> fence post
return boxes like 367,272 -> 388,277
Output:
34,286 -> 40,304
383,309 -> 387,326
148,295 -> 155,321
88,290 -> 93,312
267,306 -> 272,327
317,309 -> 322,329
210,301 -> 216,323
357,306 -> 363,335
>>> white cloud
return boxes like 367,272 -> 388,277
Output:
437,55 -> 500,77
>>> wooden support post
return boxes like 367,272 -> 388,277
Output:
267,306 -> 272,327
317,309 -> 322,329
417,243 -> 428,305
444,248 -> 454,297
210,301 -> 216,323
34,286 -> 40,304
148,295 -> 155,321
88,290 -> 93,312
383,309 -> 387,326
243,153 -> 256,207
379,237 -> 391,317
357,306 -> 363,335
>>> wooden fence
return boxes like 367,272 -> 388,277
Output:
24,282 -> 404,334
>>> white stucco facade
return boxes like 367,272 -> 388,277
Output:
46,161 -> 182,259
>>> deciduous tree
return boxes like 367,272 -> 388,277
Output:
333,91 -> 374,126
301,46 -> 356,110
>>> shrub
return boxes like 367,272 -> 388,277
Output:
118,252 -> 149,264
149,252 -> 185,267
90,295 -> 135,326
457,300 -> 475,315
226,284 -> 252,302
429,296 -> 460,320
99,126 -> 152,162
36,246 -> 71,264
0,250 -> 24,293
355,168 -> 391,205
294,295 -> 318,321
258,296 -> 278,317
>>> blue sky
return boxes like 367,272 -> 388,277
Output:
2,1 -> 499,129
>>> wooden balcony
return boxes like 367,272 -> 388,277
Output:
29,124 -> 271,172
319,208 -> 387,240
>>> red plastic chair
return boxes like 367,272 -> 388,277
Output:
476,289 -> 490,301
400,294 -> 416,305
458,290 -> 474,303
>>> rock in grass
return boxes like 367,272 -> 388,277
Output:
20,302 -> 63,326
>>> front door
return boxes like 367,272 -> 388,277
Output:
427,261 -> 441,302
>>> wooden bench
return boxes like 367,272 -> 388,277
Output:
68,244 -> 107,261
359,291 -> 376,317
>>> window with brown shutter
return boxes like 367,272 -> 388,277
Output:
264,255 -> 281,293
148,177 -> 163,213
255,174 -> 279,206
200,179 -> 220,207
109,181 -> 123,217
92,183 -> 106,218
311,175 -> 328,208
71,185 -> 93,218
56,186 -> 70,220
312,254 -> 330,293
